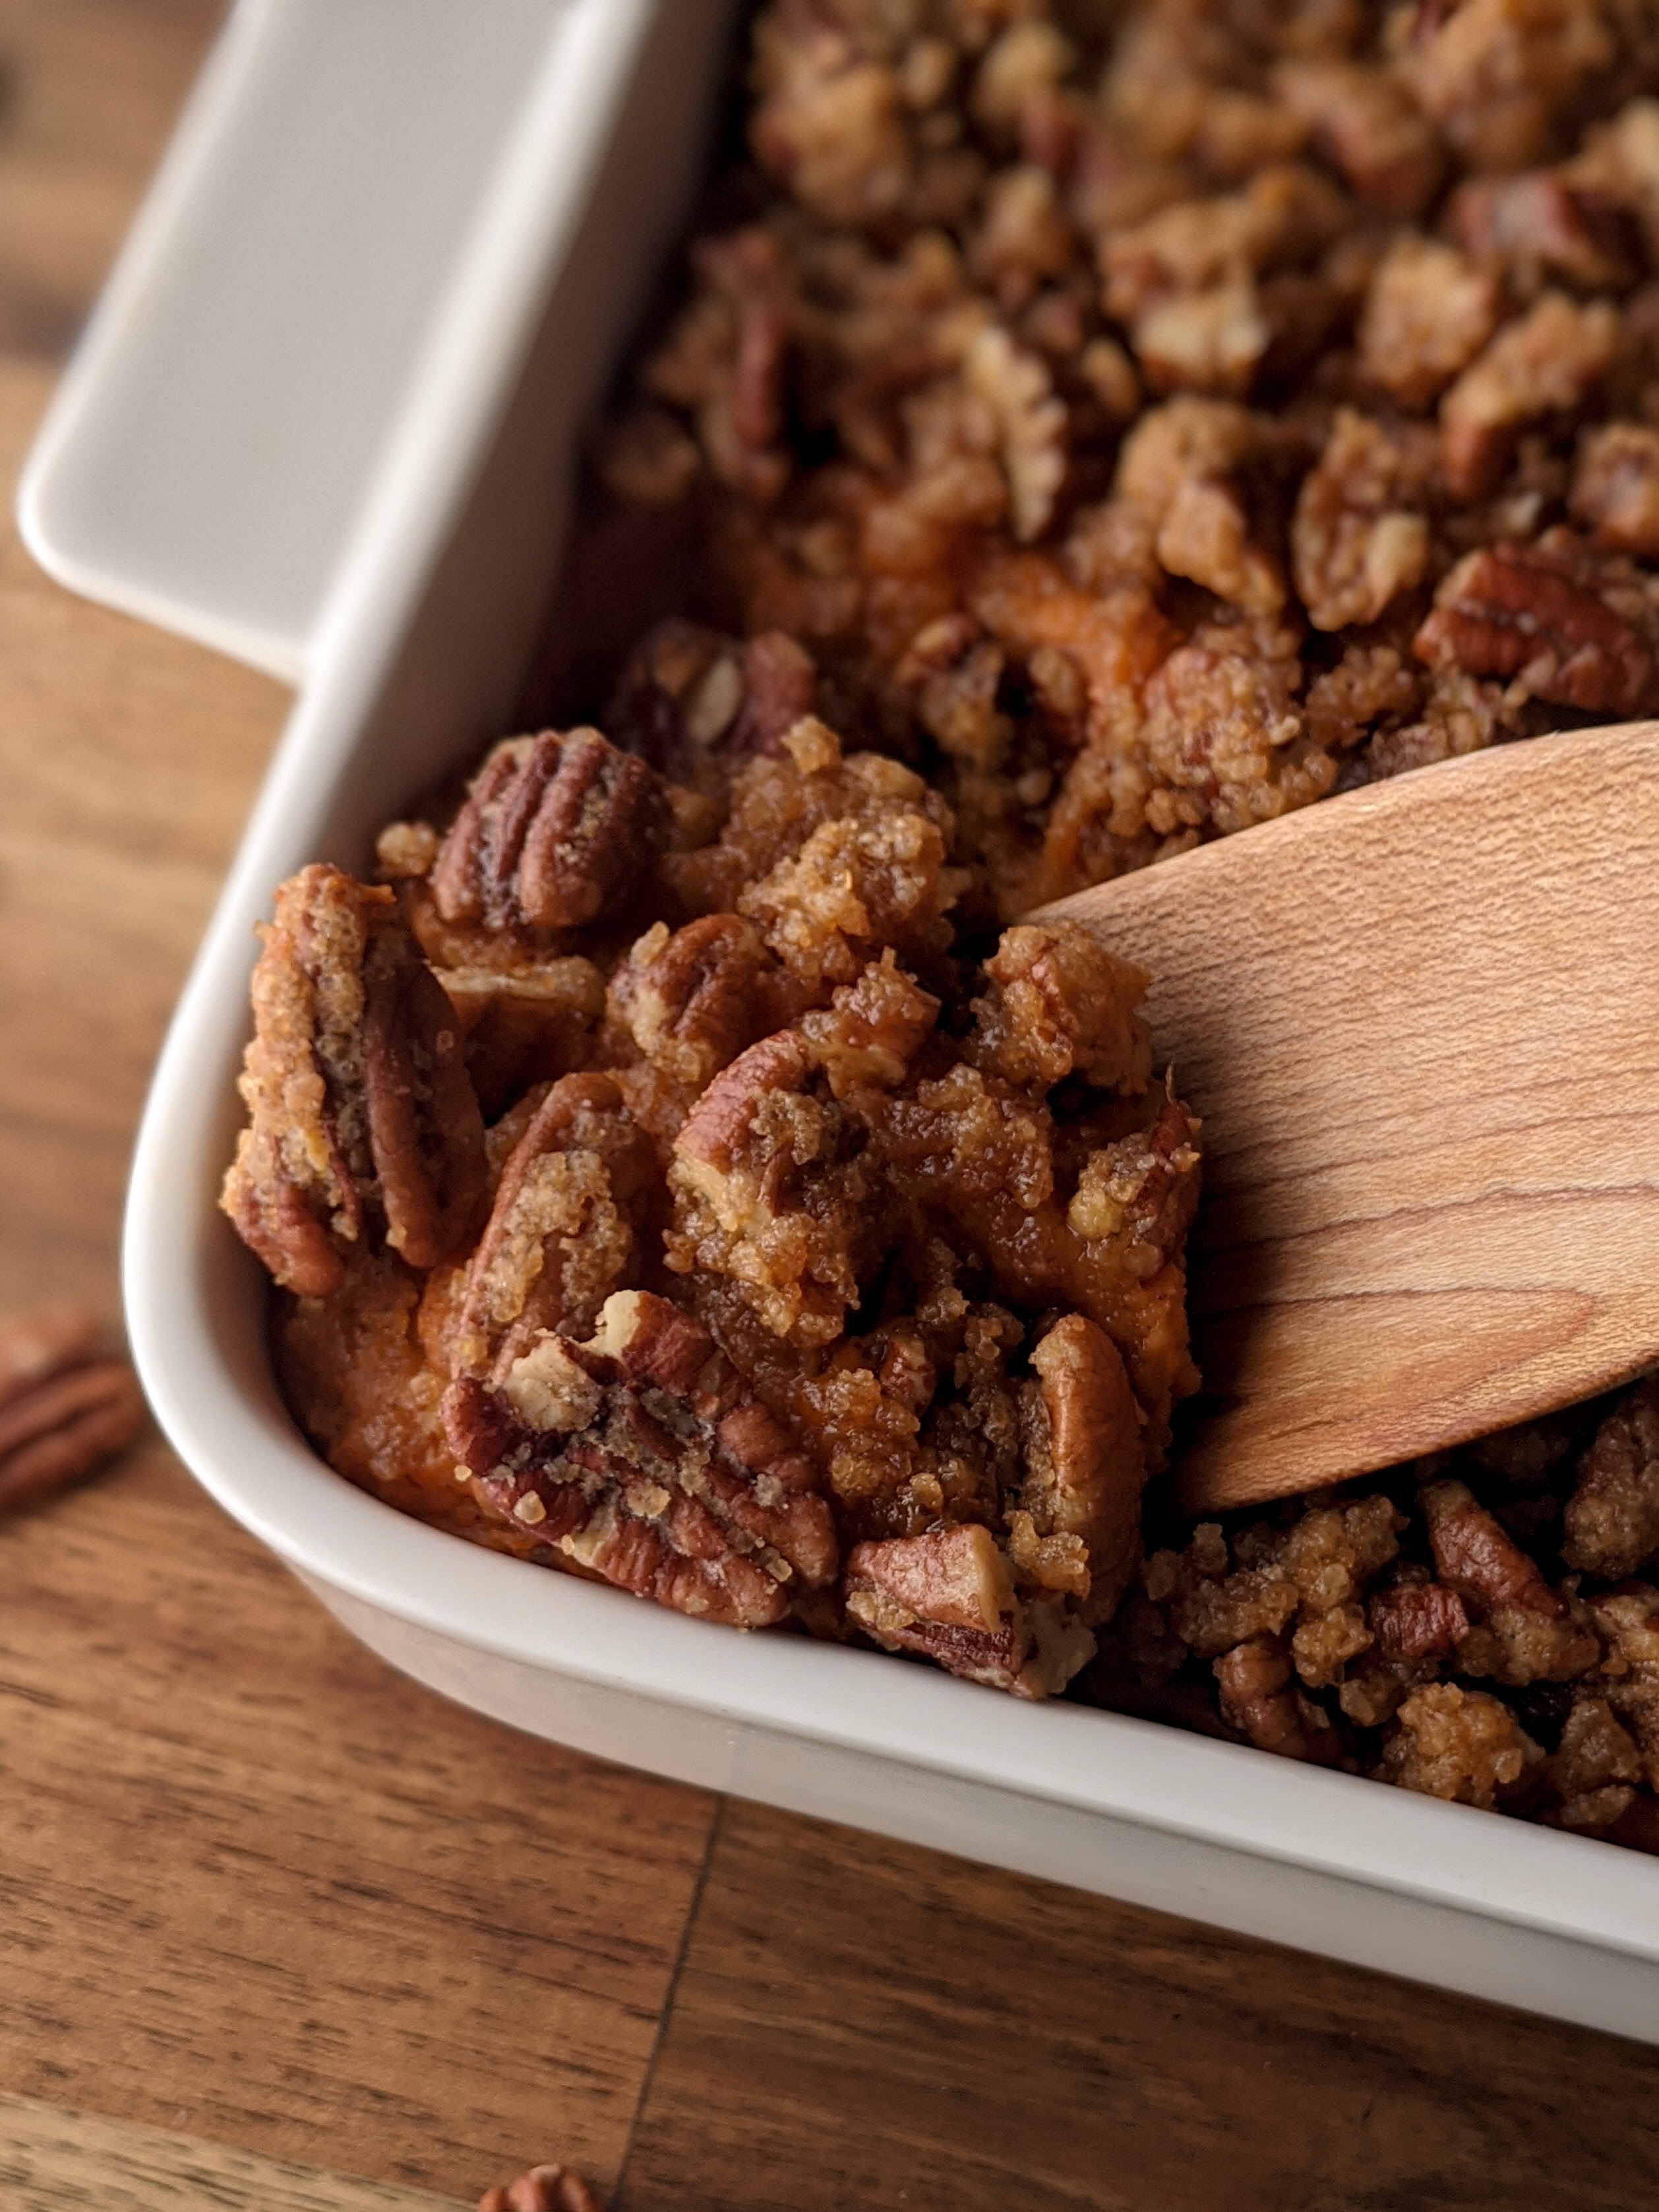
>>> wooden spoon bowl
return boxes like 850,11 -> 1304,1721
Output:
1042,721 -> 1659,1516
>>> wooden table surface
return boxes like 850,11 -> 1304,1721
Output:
1,7 -> 1656,2208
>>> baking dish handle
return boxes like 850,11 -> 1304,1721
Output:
15,0 -> 599,685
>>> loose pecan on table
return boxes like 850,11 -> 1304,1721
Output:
444,1289 -> 838,1627
0,1305 -> 146,1516
478,2164 -> 605,2212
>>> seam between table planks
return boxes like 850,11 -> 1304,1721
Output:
612,1794 -> 728,2206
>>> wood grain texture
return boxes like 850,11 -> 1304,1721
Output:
1048,721 -> 1659,1511
0,2091 -> 462,2212
0,0 -> 225,359
621,1801 -> 1659,2212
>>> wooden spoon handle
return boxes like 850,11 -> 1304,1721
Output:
1042,721 -> 1659,1515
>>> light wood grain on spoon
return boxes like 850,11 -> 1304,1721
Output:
1042,719 -> 1659,1515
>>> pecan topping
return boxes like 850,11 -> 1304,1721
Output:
454,1075 -> 658,1379
1017,1314 -> 1147,1625
0,1306 -> 146,1517
1413,540 -> 1659,717
1439,293 -> 1618,502
969,921 -> 1152,1095
1421,1477 -> 1598,1686
478,2166 -> 605,2212
608,914 -> 775,1096
431,729 -> 670,934
669,1029 -> 884,1348
1379,1682 -> 1544,1810
444,1290 -> 837,1627
1215,1634 -> 1342,1763
607,619 -> 818,783
222,866 -> 487,1295
1562,1376 -> 1659,1579
1570,421 -> 1659,556
843,1522 -> 1094,1698
1368,1580 -> 1470,1666
436,957 -> 606,1118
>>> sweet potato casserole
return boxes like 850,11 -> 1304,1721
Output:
225,0 -> 1659,1841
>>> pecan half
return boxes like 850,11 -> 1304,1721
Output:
436,957 -> 605,1116
444,1290 -> 837,1627
222,866 -> 487,1295
608,914 -> 775,1096
454,1075 -> 659,1379
478,2166 -> 605,2212
0,1307 -> 146,1517
431,730 -> 670,934
843,1522 -> 1094,1698
1413,540 -> 1659,717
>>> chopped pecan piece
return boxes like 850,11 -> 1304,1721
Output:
1064,1084 -> 1203,1279
1017,1313 -> 1146,1625
445,1290 -> 837,1627
798,953 -> 940,1100
1379,1683 -> 1544,1811
1399,0 -> 1616,175
1356,234 -> 1501,411
1292,409 -> 1432,634
436,957 -> 606,1117
843,1522 -> 1094,1698
222,865 -> 487,1295
670,719 -> 963,992
1422,1476 -> 1599,1685
1546,1694 -> 1644,1834
430,729 -> 671,934
1115,396 -> 1286,615
1439,293 -> 1619,503
0,1306 -> 146,1518
1368,1581 -> 1470,1666
454,1075 -> 658,1379
1413,538 -> 1659,717
1570,421 -> 1659,555
969,921 -> 1152,1096
669,1029 -> 883,1348
1449,169 -> 1639,298
1562,1377 -> 1659,1578
1587,1584 -> 1659,1791
606,618 -> 818,784
1271,59 -> 1443,216
1215,1636 -> 1342,1764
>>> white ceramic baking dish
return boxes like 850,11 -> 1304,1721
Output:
22,0 -> 1659,2043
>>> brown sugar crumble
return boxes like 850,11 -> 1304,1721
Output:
225,0 -> 1659,1840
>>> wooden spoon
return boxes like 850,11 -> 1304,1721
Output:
1042,719 -> 1659,1516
